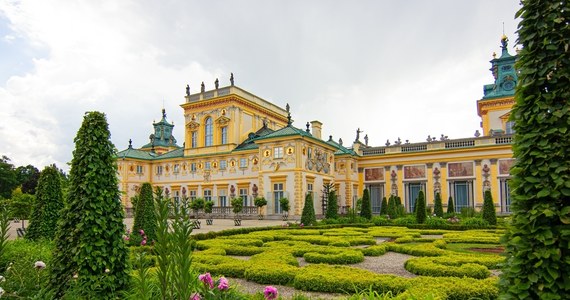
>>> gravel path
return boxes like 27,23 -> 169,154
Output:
352,252 -> 416,278
229,277 -> 346,299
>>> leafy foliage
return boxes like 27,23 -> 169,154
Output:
132,182 -> 157,242
415,191 -> 427,224
231,197 -> 244,216
279,197 -> 289,213
26,165 -> 64,241
433,192 -> 444,217
253,197 -> 267,208
360,188 -> 372,219
8,188 -> 34,222
447,196 -> 455,214
380,197 -> 388,215
481,190 -> 497,226
325,189 -> 338,219
48,112 -> 129,298
15,164 -> 40,195
500,2 -> 570,298
301,193 -> 317,226
0,156 -> 18,199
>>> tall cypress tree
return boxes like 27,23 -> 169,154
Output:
380,197 -> 388,215
360,188 -> 372,219
300,193 -> 316,226
447,196 -> 455,214
481,190 -> 497,226
49,112 -> 129,298
132,182 -> 157,242
325,189 -> 338,219
500,2 -> 570,298
433,192 -> 443,217
415,191 -> 426,224
26,165 -> 63,241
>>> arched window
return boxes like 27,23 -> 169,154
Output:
205,117 -> 213,146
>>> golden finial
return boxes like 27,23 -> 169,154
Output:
492,52 -> 497,58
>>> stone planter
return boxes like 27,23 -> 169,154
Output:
206,219 -> 213,225
234,219 -> 242,226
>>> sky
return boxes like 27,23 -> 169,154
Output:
0,0 -> 521,171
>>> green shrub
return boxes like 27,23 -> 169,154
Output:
380,197 -> 388,215
325,189 -> 338,219
461,217 -> 490,228
360,244 -> 388,256
415,191 -> 427,224
425,216 -> 448,227
329,240 -> 351,247
405,257 -> 491,279
132,182 -> 157,243
25,165 -> 64,241
372,216 -> 391,226
360,188 -> 372,219
301,193 -> 317,226
244,262 -> 298,285
433,192 -> 443,217
447,196 -> 455,214
303,249 -> 364,264
394,235 -> 415,243
393,216 -> 416,226
400,277 -> 499,300
387,242 -> 447,257
460,207 -> 477,218
481,190 -> 497,226
49,112 -> 129,298
443,231 -> 500,244
432,239 -> 447,249
293,264 -> 408,294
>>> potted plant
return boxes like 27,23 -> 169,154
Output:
279,197 -> 290,221
254,197 -> 268,220
231,197 -> 243,226
204,200 -> 214,225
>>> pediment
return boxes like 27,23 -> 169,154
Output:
216,115 -> 231,126
186,121 -> 200,130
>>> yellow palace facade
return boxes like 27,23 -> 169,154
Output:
117,37 -> 517,218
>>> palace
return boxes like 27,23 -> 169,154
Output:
117,36 -> 517,218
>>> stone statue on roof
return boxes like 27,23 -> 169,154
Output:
230,73 -> 234,86
186,84 -> 190,96
364,134 -> 368,146
201,82 -> 205,93
215,78 -> 219,89
355,128 -> 362,142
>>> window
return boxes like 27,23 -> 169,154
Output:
239,188 -> 248,206
307,183 -> 313,193
500,179 -> 511,213
307,148 -> 312,159
189,190 -> 197,201
173,191 -> 180,204
220,160 -> 227,170
219,189 -> 227,207
203,189 -> 212,201
239,158 -> 247,168
273,183 -> 284,214
449,181 -> 473,212
274,147 -> 284,159
205,117 -> 213,146
204,162 -> 211,170
173,164 -> 180,174
369,184 -> 385,214
156,165 -> 163,175
136,165 -> 143,174
506,121 -> 515,134
190,163 -> 197,172
221,127 -> 228,144
191,131 -> 198,148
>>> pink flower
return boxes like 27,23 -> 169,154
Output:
199,272 -> 214,289
141,239 -> 147,246
300,223 -> 304,227
190,293 -> 201,300
217,276 -> 229,291
123,235 -> 130,241
139,229 -> 145,235
34,261 -> 46,270
264,286 -> 278,300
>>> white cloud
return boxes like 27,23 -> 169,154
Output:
0,0 -> 521,170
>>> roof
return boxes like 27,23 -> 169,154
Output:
234,123 -> 275,151
117,146 -> 183,161
325,137 -> 358,156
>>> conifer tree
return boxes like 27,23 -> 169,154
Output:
380,197 -> 388,215
415,191 -> 426,224
360,188 -> 372,219
446,196 -> 455,214
26,165 -> 63,241
132,182 -> 157,242
325,189 -> 338,219
500,2 -> 569,297
481,190 -> 497,225
433,192 -> 444,217
300,193 -> 316,226
386,195 -> 395,217
49,112 -> 129,298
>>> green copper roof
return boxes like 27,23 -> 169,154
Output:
482,36 -> 518,100
325,136 -> 357,156
142,109 -> 180,148
117,147 -> 157,160
255,125 -> 312,140
234,123 -> 275,151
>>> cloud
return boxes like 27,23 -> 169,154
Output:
0,0 -> 521,170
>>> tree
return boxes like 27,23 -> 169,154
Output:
231,197 -> 243,219
26,165 -> 64,241
380,197 -> 388,215
301,193 -> 316,226
387,195 -> 396,217
360,188 -> 372,219
254,197 -> 267,218
16,165 -> 40,195
325,189 -> 338,219
0,156 -> 18,199
9,188 -> 34,227
49,112 -> 129,298
132,182 -> 157,242
481,190 -> 497,226
447,196 -> 455,214
415,191 -> 426,224
500,2 -> 570,298
279,198 -> 290,217
433,192 -> 444,217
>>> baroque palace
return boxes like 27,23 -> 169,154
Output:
117,36 -> 517,218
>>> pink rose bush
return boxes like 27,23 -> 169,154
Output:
264,286 -> 278,300
194,273 -> 235,299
